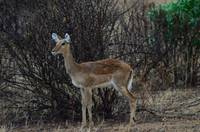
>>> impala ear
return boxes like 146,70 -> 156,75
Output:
64,33 -> 71,43
52,33 -> 60,42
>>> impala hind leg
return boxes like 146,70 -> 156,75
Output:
129,93 -> 137,125
113,81 -> 137,125
118,86 -> 137,125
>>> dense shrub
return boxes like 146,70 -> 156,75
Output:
148,0 -> 200,87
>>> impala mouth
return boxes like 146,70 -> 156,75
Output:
51,51 -> 57,56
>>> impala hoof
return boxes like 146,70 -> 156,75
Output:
80,126 -> 87,132
89,121 -> 94,128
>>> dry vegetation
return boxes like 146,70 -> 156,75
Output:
1,89 -> 200,131
0,0 -> 200,131
146,0 -> 173,4
6,120 -> 200,132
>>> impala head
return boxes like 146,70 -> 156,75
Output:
51,33 -> 71,56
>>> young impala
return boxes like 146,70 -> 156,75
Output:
51,33 -> 137,130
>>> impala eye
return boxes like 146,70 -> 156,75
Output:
61,43 -> 65,46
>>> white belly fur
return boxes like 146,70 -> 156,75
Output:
92,81 -> 112,88
71,78 -> 122,95
72,78 -> 112,89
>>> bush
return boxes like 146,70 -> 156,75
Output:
148,0 -> 200,45
147,0 -> 200,87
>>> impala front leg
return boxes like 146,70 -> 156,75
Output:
86,89 -> 94,127
80,89 -> 87,129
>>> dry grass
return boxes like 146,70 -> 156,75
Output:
0,126 -> 6,132
1,88 -> 200,132
144,89 -> 200,117
146,0 -> 173,4
118,0 -> 173,6
2,119 -> 199,132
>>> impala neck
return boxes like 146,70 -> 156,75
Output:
63,46 -> 79,75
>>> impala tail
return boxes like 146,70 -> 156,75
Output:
127,70 -> 134,92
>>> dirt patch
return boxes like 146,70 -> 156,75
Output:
4,119 -> 199,132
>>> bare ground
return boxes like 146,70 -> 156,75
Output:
5,118 -> 200,132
